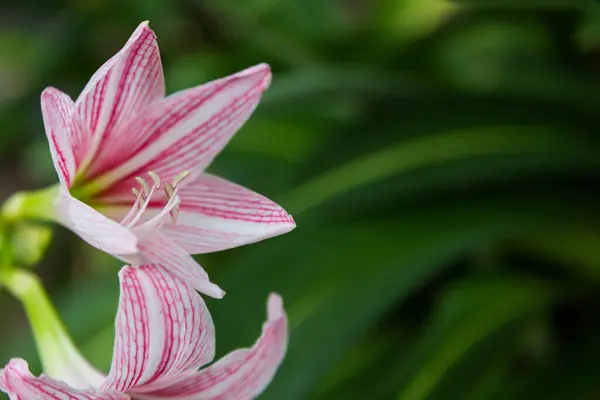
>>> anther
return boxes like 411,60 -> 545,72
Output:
148,171 -> 161,189
132,188 -> 141,198
164,183 -> 175,199
135,177 -> 150,196
172,170 -> 191,188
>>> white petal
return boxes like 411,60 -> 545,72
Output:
137,234 -> 225,298
41,88 -> 78,187
98,173 -> 295,254
161,173 -> 295,253
88,63 -> 271,191
0,359 -> 128,400
132,294 -> 288,400
76,21 -> 165,177
55,189 -> 138,257
103,266 -> 216,394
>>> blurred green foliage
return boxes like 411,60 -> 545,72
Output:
3,0 -> 600,399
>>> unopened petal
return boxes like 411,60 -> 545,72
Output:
133,294 -> 288,400
41,88 -> 78,187
103,266 -> 216,394
137,234 -> 225,298
0,359 -> 128,400
89,63 -> 272,191
55,189 -> 138,256
76,21 -> 165,176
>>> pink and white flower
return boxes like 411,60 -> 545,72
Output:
41,21 -> 295,298
0,265 -> 288,400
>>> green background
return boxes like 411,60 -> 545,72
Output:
2,0 -> 600,398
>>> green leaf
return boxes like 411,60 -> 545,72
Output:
513,325 -> 600,399
206,191 -> 598,400
517,228 -> 600,280
449,0 -> 594,9
395,278 -> 560,400
282,127 -> 600,214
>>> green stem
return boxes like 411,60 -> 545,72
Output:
0,269 -> 104,388
1,269 -> 71,372
2,186 -> 60,223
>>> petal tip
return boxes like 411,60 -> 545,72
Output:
0,359 -> 30,388
272,213 -> 296,236
238,63 -> 272,90
209,286 -> 227,299
41,86 -> 72,105
118,265 -> 135,278
195,279 -> 226,299
138,20 -> 156,37
267,293 -> 285,321
136,20 -> 153,33
285,213 -> 296,228
41,86 -> 58,97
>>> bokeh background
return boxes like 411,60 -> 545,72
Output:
2,0 -> 600,399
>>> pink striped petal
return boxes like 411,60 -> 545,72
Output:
133,294 -> 288,400
156,173 -> 295,254
76,21 -> 164,176
41,88 -> 79,187
0,359 -> 128,400
89,63 -> 272,191
103,266 -> 216,394
55,189 -> 138,257
137,234 -> 225,298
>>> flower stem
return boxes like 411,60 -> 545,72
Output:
2,185 -> 60,223
0,269 -> 104,388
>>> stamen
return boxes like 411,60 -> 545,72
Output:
121,189 -> 145,225
172,170 -> 191,188
126,182 -> 157,228
135,177 -> 150,196
148,171 -> 160,188
164,183 -> 175,199
122,170 -> 188,231
135,193 -> 181,233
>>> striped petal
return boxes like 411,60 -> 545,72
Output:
158,173 -> 295,254
103,266 -> 216,394
76,21 -> 165,177
133,294 -> 288,400
89,63 -> 272,192
0,359 -> 128,400
137,234 -> 225,298
41,88 -> 79,188
55,189 -> 138,258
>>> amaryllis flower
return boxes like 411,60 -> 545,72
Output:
40,21 -> 295,298
0,266 -> 288,400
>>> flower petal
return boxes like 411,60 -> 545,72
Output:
133,294 -> 288,400
137,234 -> 225,298
41,88 -> 78,187
103,266 -> 216,394
125,173 -> 294,254
76,21 -> 165,176
55,189 -> 138,257
89,63 -> 272,191
0,359 -> 128,400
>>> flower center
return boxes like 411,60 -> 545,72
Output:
119,170 -> 190,232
